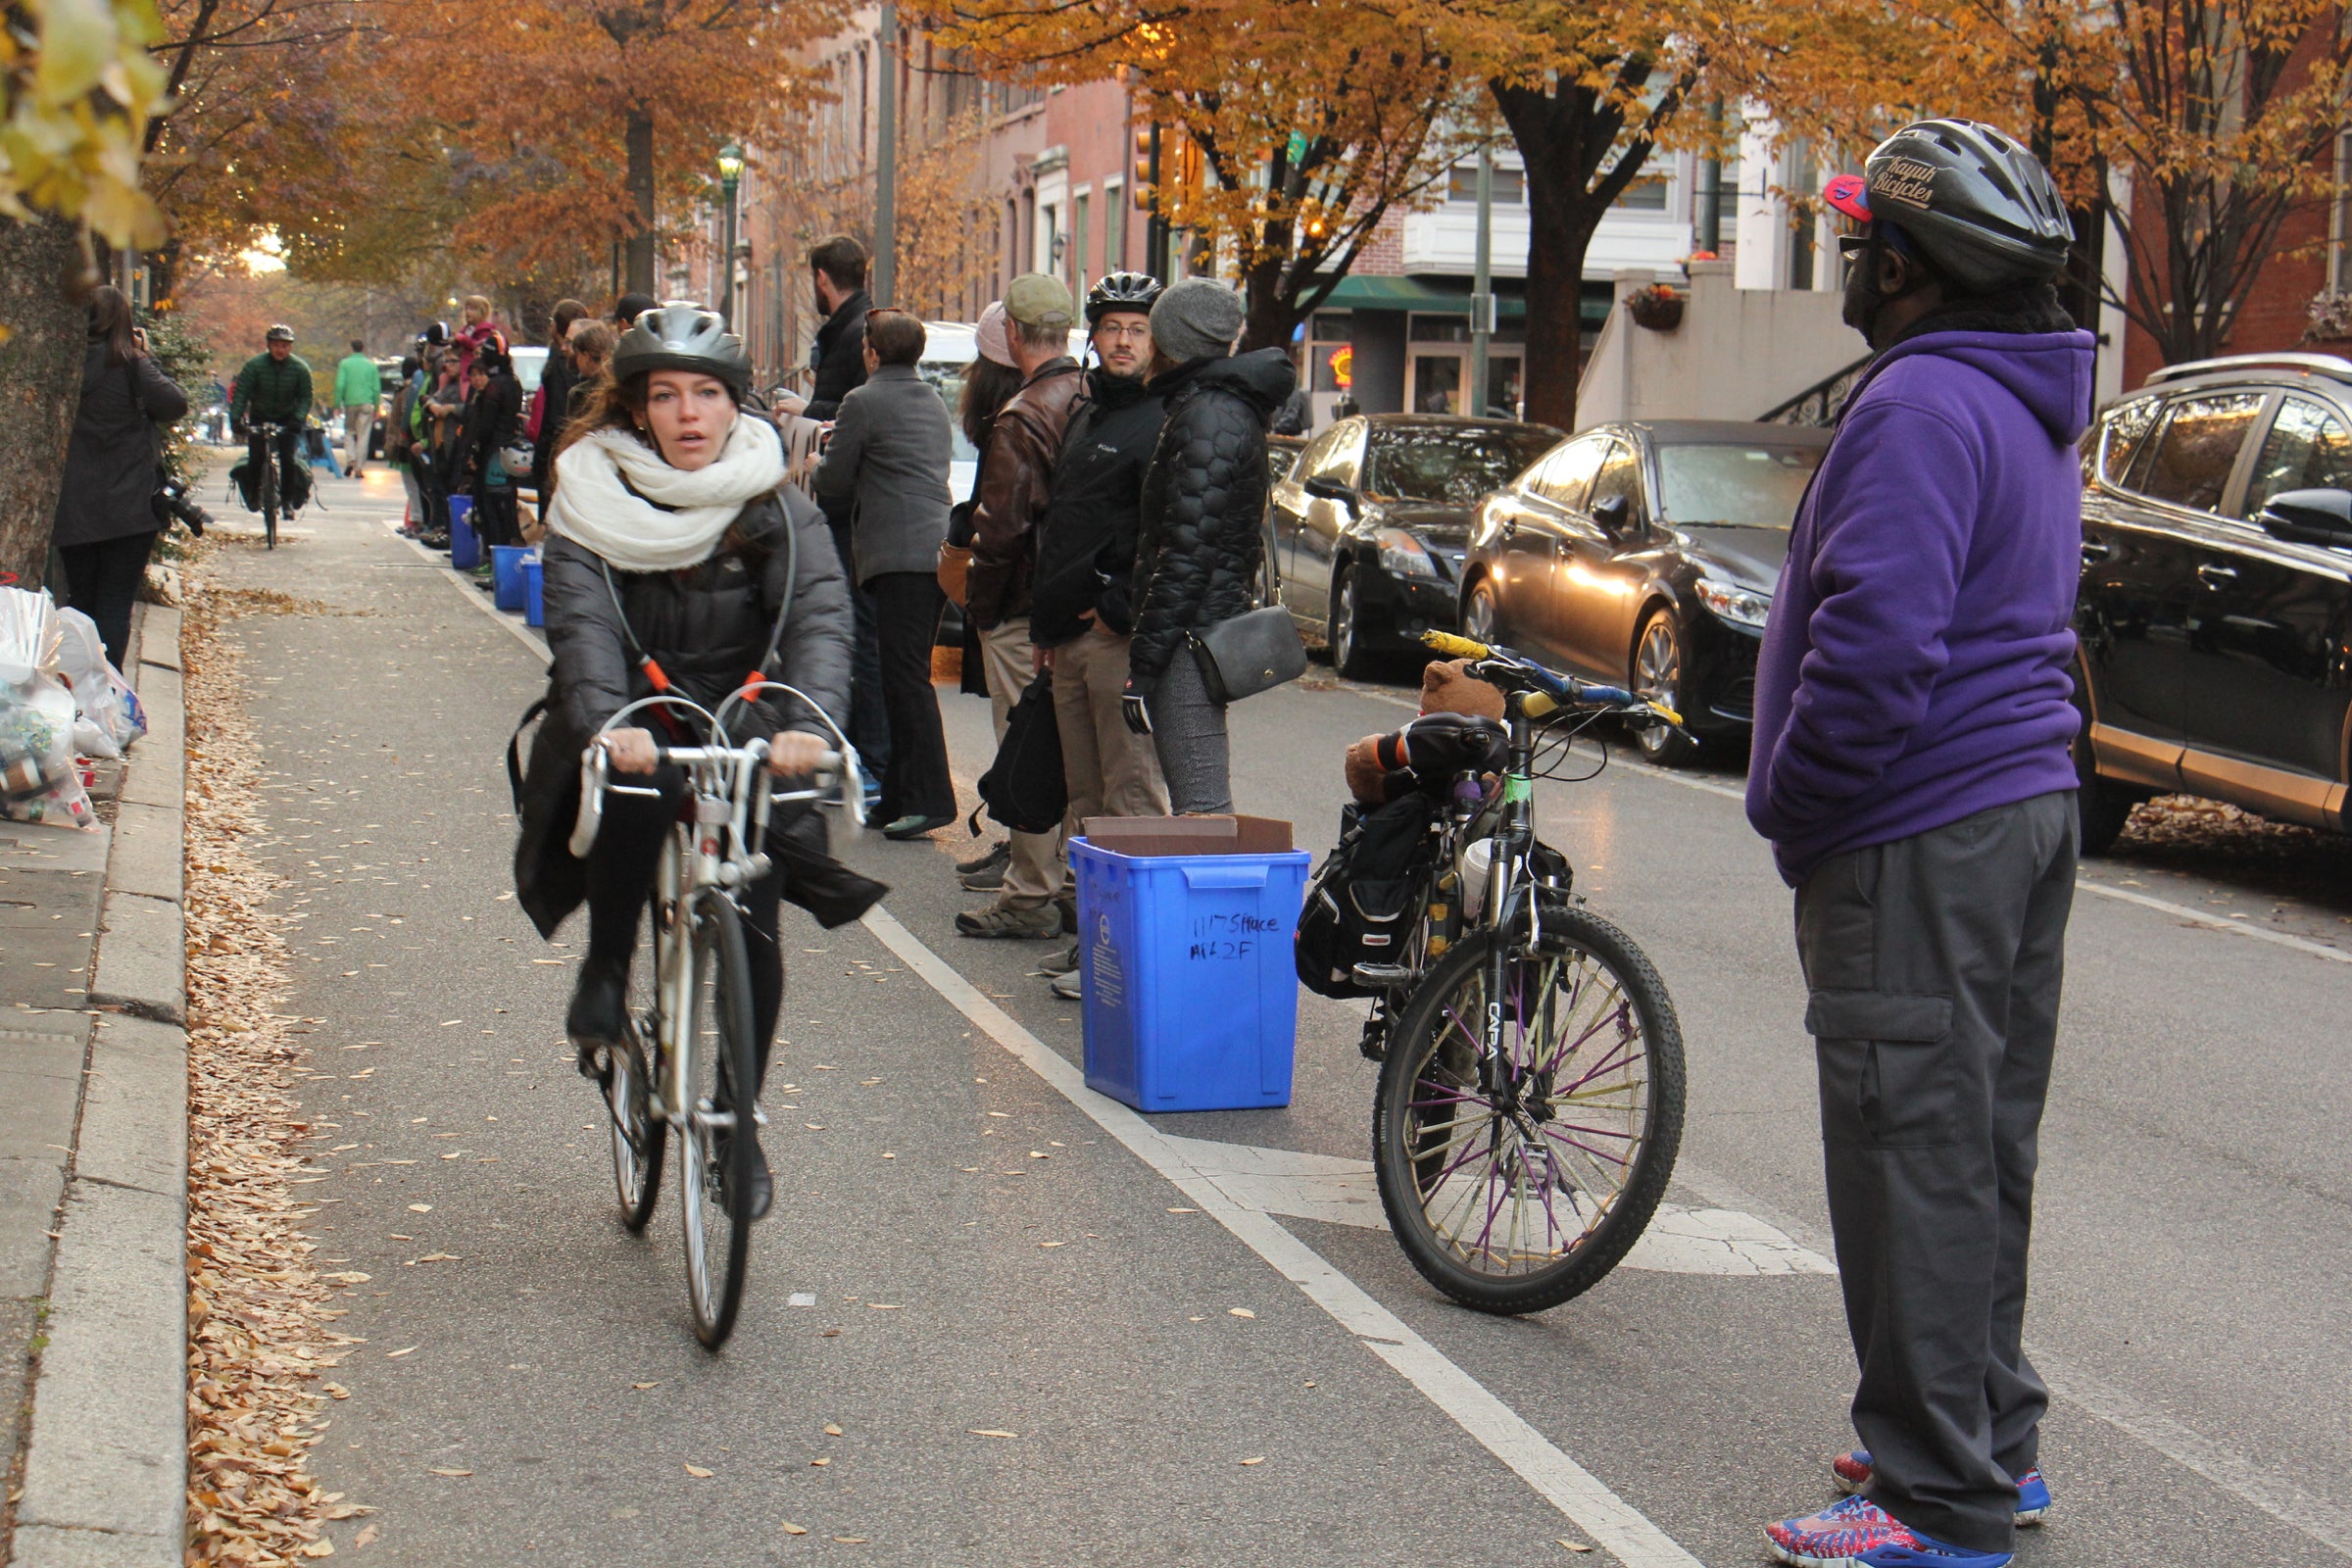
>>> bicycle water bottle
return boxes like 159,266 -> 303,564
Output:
1459,837 -> 1502,921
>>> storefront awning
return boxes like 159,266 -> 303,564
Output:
1314,274 -> 1528,318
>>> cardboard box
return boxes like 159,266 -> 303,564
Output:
1080,814 -> 1294,858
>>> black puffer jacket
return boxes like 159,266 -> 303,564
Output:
514,486 -> 872,938
1126,348 -> 1298,691
1029,368 -> 1164,648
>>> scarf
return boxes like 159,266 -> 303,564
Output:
547,415 -> 786,572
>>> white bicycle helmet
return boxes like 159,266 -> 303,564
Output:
610,300 -> 753,400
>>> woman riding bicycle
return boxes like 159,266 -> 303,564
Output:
512,303 -> 885,1219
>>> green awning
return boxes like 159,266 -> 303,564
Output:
1315,274 -> 1529,318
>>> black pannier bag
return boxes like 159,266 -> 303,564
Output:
1296,793 -> 1435,1000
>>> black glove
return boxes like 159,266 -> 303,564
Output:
1120,692 -> 1153,736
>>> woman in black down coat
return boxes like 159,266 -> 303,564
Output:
513,303 -> 882,1218
1119,280 -> 1297,813
54,286 -> 189,667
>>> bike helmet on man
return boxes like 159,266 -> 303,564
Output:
609,300 -> 753,401
265,323 -> 295,343
1086,270 -> 1163,322
1822,120 -> 2074,294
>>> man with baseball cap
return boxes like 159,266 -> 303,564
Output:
959,273 -> 1085,938
1748,120 -> 2087,1568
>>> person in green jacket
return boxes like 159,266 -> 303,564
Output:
333,339 -> 382,476
229,324 -> 315,513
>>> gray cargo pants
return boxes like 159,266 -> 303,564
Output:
1792,791 -> 2076,1555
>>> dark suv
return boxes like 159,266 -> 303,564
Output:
2075,352 -> 2352,852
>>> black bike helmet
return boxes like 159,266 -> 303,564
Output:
1823,120 -> 2074,294
1085,270 -> 1163,323
265,323 -> 295,343
610,301 -> 753,401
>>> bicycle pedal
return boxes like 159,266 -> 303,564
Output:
752,1105 -> 769,1128
1350,963 -> 1415,989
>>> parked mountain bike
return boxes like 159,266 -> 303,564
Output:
571,684 -> 864,1348
1346,630 -> 1689,1315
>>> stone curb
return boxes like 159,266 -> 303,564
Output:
8,608 -> 188,1568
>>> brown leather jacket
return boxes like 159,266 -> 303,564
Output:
966,356 -> 1084,630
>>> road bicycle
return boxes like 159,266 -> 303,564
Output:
571,684 -> 864,1348
1354,630 -> 1689,1315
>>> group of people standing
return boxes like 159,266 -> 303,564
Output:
793,234 -> 1296,1002
385,293 -> 566,564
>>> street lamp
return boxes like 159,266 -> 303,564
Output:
716,140 -> 744,331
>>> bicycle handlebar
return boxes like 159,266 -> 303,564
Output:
1421,630 -> 1681,727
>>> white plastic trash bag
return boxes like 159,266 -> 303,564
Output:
0,588 -> 97,829
54,608 -> 144,759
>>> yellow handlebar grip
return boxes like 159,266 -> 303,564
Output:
1649,701 -> 1685,727
1422,630 -> 1491,659
1521,691 -> 1558,718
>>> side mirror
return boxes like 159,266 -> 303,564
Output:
1303,475 -> 1359,511
2259,487 -> 2352,549
1591,493 -> 1633,536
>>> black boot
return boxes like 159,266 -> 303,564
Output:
566,958 -> 629,1080
722,1134 -> 772,1222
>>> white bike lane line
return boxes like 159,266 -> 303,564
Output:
858,903 -> 1707,1568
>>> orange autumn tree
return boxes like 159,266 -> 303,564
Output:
394,0 -> 852,295
932,0 -> 1483,353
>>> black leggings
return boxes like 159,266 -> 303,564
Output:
583,766 -> 785,1093
58,529 -> 158,670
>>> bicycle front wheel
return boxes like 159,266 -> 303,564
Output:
676,887 -> 759,1348
260,459 -> 278,550
608,888 -> 667,1230
1372,912 -> 1685,1315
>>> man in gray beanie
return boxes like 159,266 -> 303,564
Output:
1119,278 -> 1298,812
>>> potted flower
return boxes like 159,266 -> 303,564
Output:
1627,282 -> 1684,331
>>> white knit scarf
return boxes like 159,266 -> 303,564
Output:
547,415 -> 787,572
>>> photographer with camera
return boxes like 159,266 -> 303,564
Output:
54,284 -> 191,668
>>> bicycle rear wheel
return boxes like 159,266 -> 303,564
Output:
1372,912 -> 1685,1315
260,457 -> 278,550
676,887 -> 759,1348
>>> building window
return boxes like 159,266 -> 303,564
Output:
1446,163 -> 1525,206
2333,129 -> 2352,294
1103,180 -> 1125,269
1613,176 -> 1670,212
1073,191 -> 1090,298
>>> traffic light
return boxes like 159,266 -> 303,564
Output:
1132,124 -> 1154,209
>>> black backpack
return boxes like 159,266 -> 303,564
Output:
1295,794 -> 1434,999
974,671 -> 1066,835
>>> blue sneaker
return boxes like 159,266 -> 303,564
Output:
1767,1494 -> 2013,1567
1834,1451 -> 2050,1525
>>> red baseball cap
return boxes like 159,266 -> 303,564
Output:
1823,173 -> 1873,222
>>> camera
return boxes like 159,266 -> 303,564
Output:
156,477 -> 212,538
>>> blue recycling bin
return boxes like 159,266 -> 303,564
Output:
491,545 -> 530,611
1073,830 -> 1311,1113
521,555 -> 545,627
447,495 -> 479,569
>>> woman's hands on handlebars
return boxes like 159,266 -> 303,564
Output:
598,727 -> 833,780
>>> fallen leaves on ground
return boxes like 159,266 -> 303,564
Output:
781,1521 -> 808,1536
185,576 -> 371,1564
684,1463 -> 714,1478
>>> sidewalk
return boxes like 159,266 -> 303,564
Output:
0,604 -> 189,1567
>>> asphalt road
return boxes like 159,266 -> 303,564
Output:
203,466 -> 2352,1565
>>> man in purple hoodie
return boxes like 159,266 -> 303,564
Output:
1746,122 -> 2090,1568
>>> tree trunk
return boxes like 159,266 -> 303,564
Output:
0,218 -> 92,592
1496,83 -> 1615,433
625,109 -> 657,296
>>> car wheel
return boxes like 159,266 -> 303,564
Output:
1330,565 -> 1381,682
1461,578 -> 1502,648
1631,609 -> 1703,767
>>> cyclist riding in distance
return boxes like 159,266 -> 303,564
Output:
229,324 -> 313,507
512,302 -> 887,1220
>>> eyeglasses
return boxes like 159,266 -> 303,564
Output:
1096,322 -> 1152,342
1837,234 -> 1871,260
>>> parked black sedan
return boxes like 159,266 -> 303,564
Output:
1266,414 -> 1561,677
1457,419 -> 1830,764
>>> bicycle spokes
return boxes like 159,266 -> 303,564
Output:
1403,949 -> 1651,1277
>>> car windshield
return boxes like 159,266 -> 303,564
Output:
1655,442 -> 1823,528
917,361 -> 980,463
1363,426 -> 1557,504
